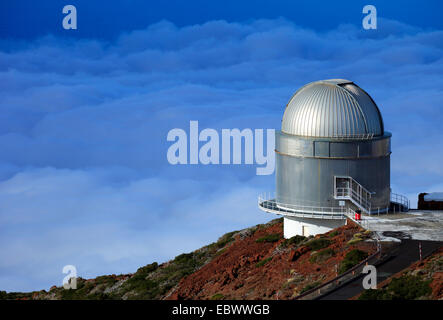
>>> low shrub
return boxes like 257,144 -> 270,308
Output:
280,235 -> 306,248
306,238 -> 331,251
211,293 -> 225,300
309,248 -> 335,263
256,233 -> 281,243
216,231 -> 237,248
136,262 -> 159,274
256,257 -> 273,267
94,275 -> 118,287
339,249 -> 368,273
215,248 -> 227,256
174,253 -> 194,264
300,281 -> 322,294
328,230 -> 339,238
359,275 -> 432,300
206,231 -> 237,253
347,237 -> 363,245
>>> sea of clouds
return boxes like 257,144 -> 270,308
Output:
0,18 -> 442,291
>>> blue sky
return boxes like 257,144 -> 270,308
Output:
0,1 -> 442,292
1,0 -> 443,40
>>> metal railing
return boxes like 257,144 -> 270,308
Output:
259,189 -> 410,220
390,192 -> 410,211
294,238 -> 381,300
345,207 -> 370,229
335,187 -> 372,213
258,193 -> 347,219
331,133 -> 374,140
334,176 -> 373,213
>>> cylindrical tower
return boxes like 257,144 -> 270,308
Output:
259,79 -> 395,238
277,79 -> 391,210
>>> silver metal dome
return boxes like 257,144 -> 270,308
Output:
281,79 -> 384,138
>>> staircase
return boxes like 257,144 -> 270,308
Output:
334,176 -> 373,214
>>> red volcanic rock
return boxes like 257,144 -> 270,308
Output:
431,271 -> 443,299
288,246 -> 310,262
166,220 -> 375,300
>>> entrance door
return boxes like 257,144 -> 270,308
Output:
336,177 -> 350,189
335,176 -> 351,197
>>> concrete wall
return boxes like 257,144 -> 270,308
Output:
283,217 -> 346,238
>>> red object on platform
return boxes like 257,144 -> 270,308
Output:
355,213 -> 361,220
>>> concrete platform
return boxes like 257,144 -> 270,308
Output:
363,210 -> 443,241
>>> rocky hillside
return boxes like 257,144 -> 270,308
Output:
357,246 -> 443,300
1,218 -> 380,300
166,219 -> 377,299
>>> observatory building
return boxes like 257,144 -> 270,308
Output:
258,79 -> 409,238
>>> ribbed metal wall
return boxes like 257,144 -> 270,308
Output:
276,131 -> 391,159
275,143 -> 391,209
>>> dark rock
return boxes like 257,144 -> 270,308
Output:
418,193 -> 443,210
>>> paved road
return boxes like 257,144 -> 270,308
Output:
318,239 -> 442,300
